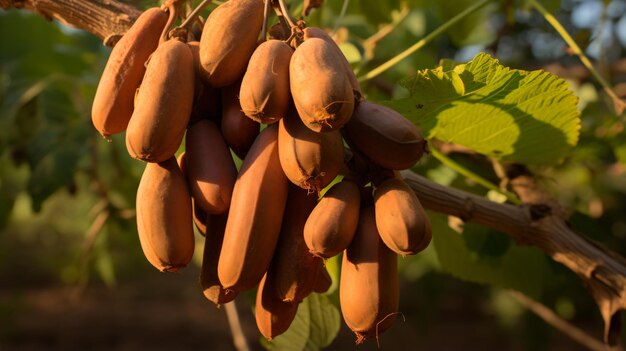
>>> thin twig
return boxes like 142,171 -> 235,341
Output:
358,0 -> 491,82
508,290 -> 616,351
277,0 -> 296,28
178,0 -> 211,30
224,300 -> 251,351
331,0 -> 349,34
261,0 -> 271,41
528,0 -> 626,115
360,4 -> 410,61
429,146 -> 522,205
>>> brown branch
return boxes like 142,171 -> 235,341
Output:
0,0 -> 141,46
508,290 -> 617,351
401,169 -> 626,346
2,0 -> 625,346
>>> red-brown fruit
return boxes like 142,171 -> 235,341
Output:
345,101 -> 426,170
271,185 -> 322,302
221,80 -> 260,159
217,125 -> 289,292
199,0 -> 264,87
340,206 -> 399,341
126,39 -> 194,163
185,120 -> 237,214
92,7 -> 169,138
290,38 -> 355,132
304,179 -> 361,258
136,157 -> 194,272
239,40 -> 293,123
201,212 -> 238,305
255,274 -> 299,340
278,108 -> 344,193
374,177 -> 432,255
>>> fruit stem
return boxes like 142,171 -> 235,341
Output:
528,0 -> 626,116
160,3 -> 179,44
261,0 -> 271,42
178,0 -> 211,30
429,145 -> 522,205
358,0 -> 490,82
277,0 -> 297,29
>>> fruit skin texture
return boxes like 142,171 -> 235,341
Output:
255,274 -> 299,340
201,212 -> 238,305
374,177 -> 432,255
271,185 -> 322,302
177,152 -> 208,236
239,40 -> 293,124
126,39 -> 194,163
92,7 -> 169,138
340,206 -> 399,341
221,80 -> 260,159
298,27 -> 361,96
345,101 -> 426,170
290,38 -> 355,132
278,109 -> 344,193
185,120 -> 237,214
304,180 -> 361,258
136,157 -> 194,272
199,0 -> 264,87
187,41 -> 221,125
217,125 -> 289,292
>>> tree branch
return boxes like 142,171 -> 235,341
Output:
2,0 -> 625,346
401,170 -> 626,345
0,0 -> 141,46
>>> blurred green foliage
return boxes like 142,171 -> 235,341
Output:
2,0 -> 626,349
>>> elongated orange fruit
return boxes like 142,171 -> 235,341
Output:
221,80 -> 260,159
374,177 -> 431,255
126,39 -> 194,163
345,101 -> 426,170
201,212 -> 238,305
136,157 -> 194,272
340,206 -> 399,341
278,108 -> 344,193
217,125 -> 289,292
239,40 -> 293,123
304,179 -> 360,258
199,0 -> 264,87
271,185 -> 322,302
188,41 -> 221,125
177,152 -> 208,236
92,7 -> 169,138
290,38 -> 354,132
298,27 -> 361,96
256,274 -> 299,340
185,120 -> 237,214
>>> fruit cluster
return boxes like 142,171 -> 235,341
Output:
91,0 -> 431,343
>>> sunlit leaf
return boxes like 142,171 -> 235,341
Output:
387,53 -> 581,165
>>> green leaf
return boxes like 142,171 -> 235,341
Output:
387,52 -> 580,165
338,42 -> 362,65
263,294 -> 341,351
431,214 -> 550,298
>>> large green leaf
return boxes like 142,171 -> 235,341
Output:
263,294 -> 341,351
387,53 -> 580,165
431,214 -> 550,298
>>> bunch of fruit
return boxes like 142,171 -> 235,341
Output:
91,0 -> 431,342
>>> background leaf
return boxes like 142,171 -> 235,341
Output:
263,294 -> 341,351
431,214 -> 551,298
